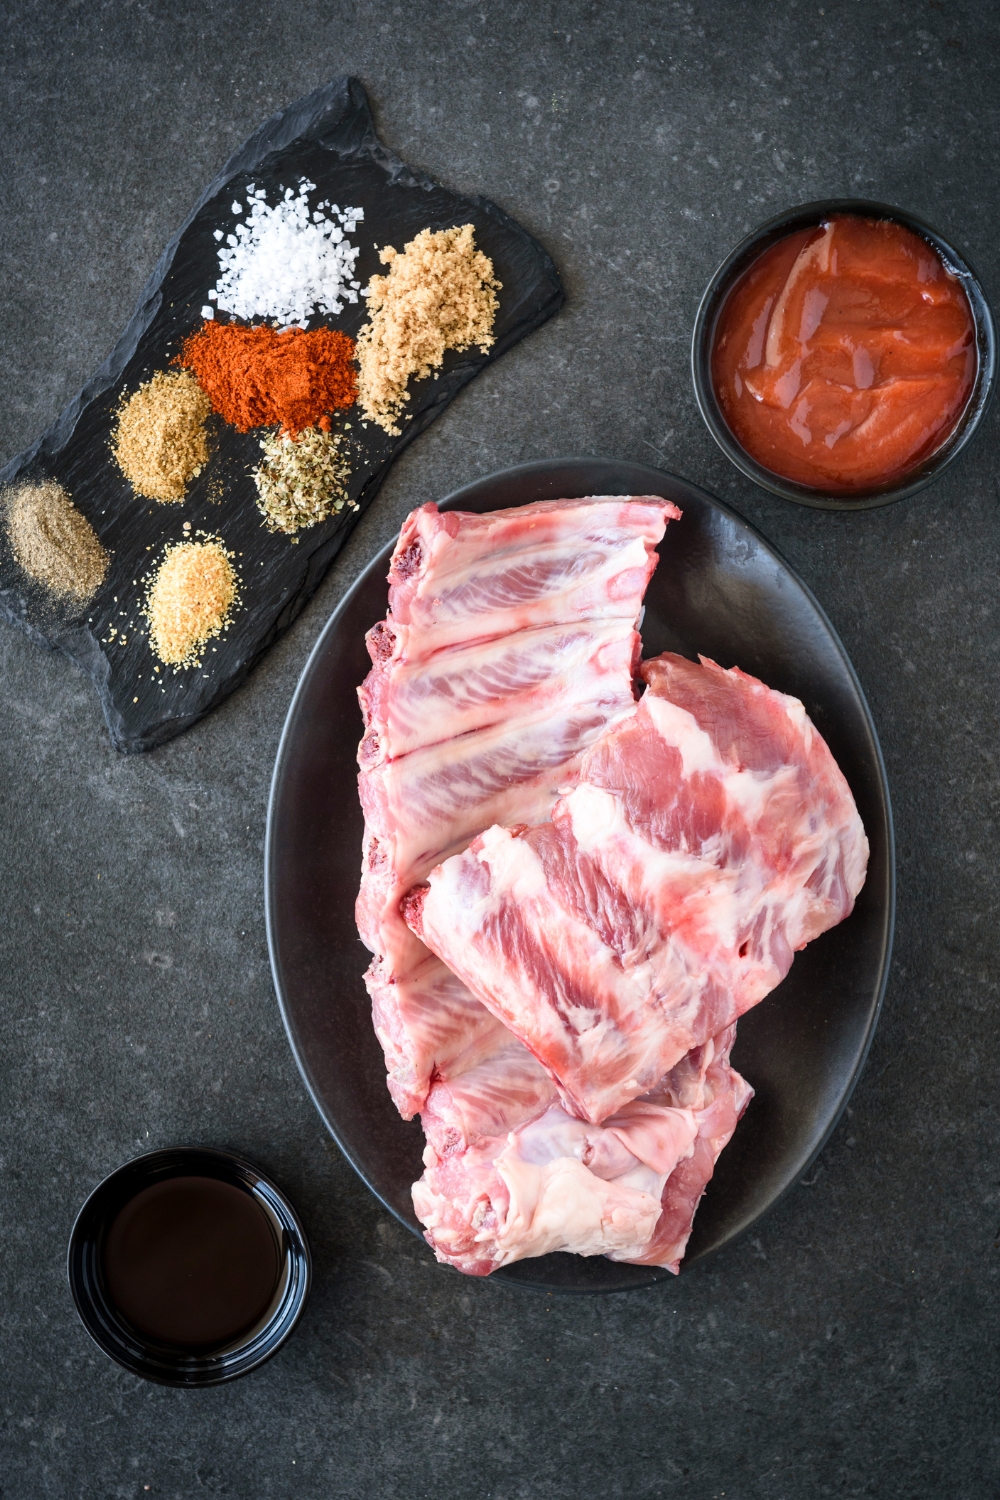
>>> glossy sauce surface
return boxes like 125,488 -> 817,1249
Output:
711,215 -> 977,493
102,1175 -> 281,1350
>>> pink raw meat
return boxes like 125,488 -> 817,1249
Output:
367,950 -> 510,1120
358,619 -> 640,767
405,652 -> 869,1125
356,496 -> 680,1117
383,496 -> 676,660
610,1024 -> 752,1271
420,1028 -> 560,1161
357,689 -> 634,972
412,1025 -> 751,1276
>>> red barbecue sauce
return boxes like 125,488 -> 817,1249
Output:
711,215 -> 977,493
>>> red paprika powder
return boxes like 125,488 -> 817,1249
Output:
180,321 -> 357,436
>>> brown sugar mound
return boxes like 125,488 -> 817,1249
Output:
180,322 -> 358,437
114,369 -> 212,502
5,479 -> 109,600
145,539 -> 237,666
355,224 -> 500,435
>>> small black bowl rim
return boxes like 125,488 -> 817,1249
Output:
67,1145 -> 312,1388
691,197 -> 997,511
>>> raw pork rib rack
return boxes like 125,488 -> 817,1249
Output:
356,497 -> 866,1277
356,496 -> 753,1275
412,1022 -> 751,1275
406,653 -> 870,1128
357,496 -> 679,1126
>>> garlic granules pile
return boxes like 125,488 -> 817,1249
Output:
355,224 -> 501,435
144,538 -> 238,666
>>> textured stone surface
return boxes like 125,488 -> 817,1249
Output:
1,2 -> 997,1496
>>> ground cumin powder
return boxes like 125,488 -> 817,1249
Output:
145,538 -> 237,666
355,224 -> 500,435
4,480 -> 109,600
114,369 -> 212,502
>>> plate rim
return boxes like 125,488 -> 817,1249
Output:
264,456 -> 896,1293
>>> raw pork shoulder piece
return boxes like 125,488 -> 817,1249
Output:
357,496 -> 681,1118
412,1025 -> 751,1276
405,652 -> 869,1125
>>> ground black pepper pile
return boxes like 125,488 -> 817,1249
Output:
4,480 -> 109,600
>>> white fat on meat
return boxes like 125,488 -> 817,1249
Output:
412,1025 -> 751,1275
406,652 -> 869,1125
413,1107 -> 690,1272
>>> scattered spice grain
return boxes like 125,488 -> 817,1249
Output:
4,480 -> 108,600
144,537 -> 238,666
114,370 -> 212,502
355,224 -> 500,434
252,426 -> 354,535
180,322 -> 357,436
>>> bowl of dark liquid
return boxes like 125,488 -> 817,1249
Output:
67,1147 -> 311,1386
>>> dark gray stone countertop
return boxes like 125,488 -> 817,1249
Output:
1,3 -> 997,1496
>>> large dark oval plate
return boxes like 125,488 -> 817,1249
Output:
265,458 -> 895,1293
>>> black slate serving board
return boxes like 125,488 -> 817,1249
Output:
0,77 -> 564,751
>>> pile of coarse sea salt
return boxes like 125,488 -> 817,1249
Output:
202,180 -> 364,329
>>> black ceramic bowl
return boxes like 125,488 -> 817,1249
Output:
67,1147 -> 311,1386
691,198 -> 997,511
